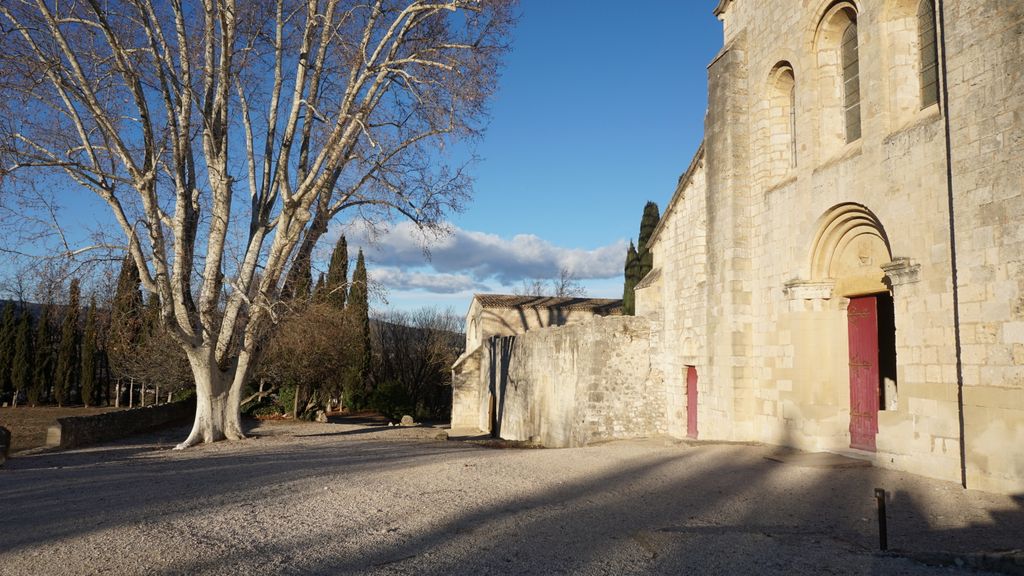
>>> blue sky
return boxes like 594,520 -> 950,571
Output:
353,1 -> 723,312
0,2 -> 723,314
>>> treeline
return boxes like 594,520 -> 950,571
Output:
0,254 -> 190,407
0,280 -> 104,406
249,236 -> 463,421
1,237 -> 462,420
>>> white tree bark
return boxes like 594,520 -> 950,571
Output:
0,0 -> 514,448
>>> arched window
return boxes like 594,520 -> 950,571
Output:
789,83 -> 798,166
918,0 -> 939,107
841,21 -> 861,142
766,63 -> 796,175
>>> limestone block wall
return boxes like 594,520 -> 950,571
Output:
639,149 -> 708,440
703,29 -> 755,443
700,0 -> 963,484
450,346 -> 484,430
631,0 -> 1024,491
944,0 -> 1024,493
483,316 -> 664,447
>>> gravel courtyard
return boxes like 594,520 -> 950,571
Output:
1,420 -> 1022,576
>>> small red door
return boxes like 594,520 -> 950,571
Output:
847,296 -> 880,451
686,366 -> 698,439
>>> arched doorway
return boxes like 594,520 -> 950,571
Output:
810,203 -> 897,451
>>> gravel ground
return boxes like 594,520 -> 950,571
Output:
1,419 -> 1022,576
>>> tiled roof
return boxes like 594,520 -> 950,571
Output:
473,294 -> 623,315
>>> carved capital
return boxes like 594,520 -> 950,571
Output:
784,279 -> 835,301
882,257 -> 920,287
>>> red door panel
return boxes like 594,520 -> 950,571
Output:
847,296 -> 879,451
686,366 -> 698,439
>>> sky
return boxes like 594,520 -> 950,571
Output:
350,1 -> 723,313
0,1 -> 724,315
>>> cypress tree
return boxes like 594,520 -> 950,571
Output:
637,201 -> 661,280
346,250 -> 371,406
54,279 -> 81,406
325,235 -> 349,309
108,253 -> 144,380
282,253 -> 312,301
623,241 -> 639,315
12,310 -> 32,405
0,302 -> 15,400
80,297 -> 98,407
30,305 -> 53,406
313,273 -> 326,301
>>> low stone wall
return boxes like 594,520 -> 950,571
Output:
483,316 -> 665,447
0,425 -> 9,465
46,399 -> 196,449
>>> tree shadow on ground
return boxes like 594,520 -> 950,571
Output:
1,423 -> 1022,576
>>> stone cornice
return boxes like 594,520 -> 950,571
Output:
882,257 -> 921,287
784,279 -> 835,300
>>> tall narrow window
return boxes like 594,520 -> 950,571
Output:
841,21 -> 861,142
789,84 -> 798,167
918,0 -> 939,107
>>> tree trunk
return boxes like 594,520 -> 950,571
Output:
174,348 -> 247,449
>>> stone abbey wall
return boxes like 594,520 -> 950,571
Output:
471,316 -> 664,447
633,0 -> 1024,492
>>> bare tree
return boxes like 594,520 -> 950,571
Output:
259,300 -> 350,416
371,306 -> 461,418
514,267 -> 586,298
0,0 -> 514,447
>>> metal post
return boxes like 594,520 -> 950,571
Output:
875,488 -> 888,551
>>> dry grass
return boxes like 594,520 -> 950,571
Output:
0,406 -> 124,453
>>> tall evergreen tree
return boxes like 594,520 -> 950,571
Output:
622,202 -> 661,316
12,310 -> 32,405
54,279 -> 81,406
30,305 -> 53,406
313,273 -> 326,301
282,253 -> 313,301
325,235 -> 349,309
0,302 -> 15,400
637,201 -> 661,279
108,253 -> 144,382
345,250 -> 372,406
81,297 -> 98,407
623,241 -> 640,315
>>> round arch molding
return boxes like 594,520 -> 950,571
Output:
809,203 -> 892,297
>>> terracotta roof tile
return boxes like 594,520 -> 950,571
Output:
473,294 -> 623,315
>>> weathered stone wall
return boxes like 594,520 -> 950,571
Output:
450,347 -> 482,430
638,149 -> 708,440
637,0 -> 1023,492
944,0 -> 1024,493
0,425 -> 9,466
482,316 -> 664,447
46,399 -> 195,449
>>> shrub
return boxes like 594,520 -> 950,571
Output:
371,380 -> 413,421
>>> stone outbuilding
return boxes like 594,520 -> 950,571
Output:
451,294 -> 664,445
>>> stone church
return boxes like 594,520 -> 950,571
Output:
453,0 -> 1023,494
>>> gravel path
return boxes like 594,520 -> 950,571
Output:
1,420 -> 1022,575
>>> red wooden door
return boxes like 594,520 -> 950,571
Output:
686,366 -> 698,439
847,296 -> 879,451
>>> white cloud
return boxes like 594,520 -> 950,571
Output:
369,267 -> 486,294
335,221 -> 627,289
